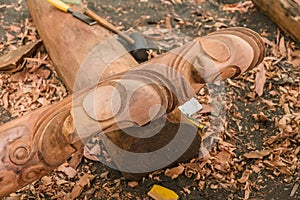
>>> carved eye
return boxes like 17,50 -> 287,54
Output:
199,38 -> 230,62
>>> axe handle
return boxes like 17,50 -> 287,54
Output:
83,8 -> 135,45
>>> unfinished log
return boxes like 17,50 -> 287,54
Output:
252,0 -> 300,42
27,0 -> 137,90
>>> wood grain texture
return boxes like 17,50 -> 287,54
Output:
252,0 -> 300,42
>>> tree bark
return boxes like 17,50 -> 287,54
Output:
252,0 -> 300,42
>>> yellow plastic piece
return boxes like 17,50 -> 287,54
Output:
148,185 -> 179,200
48,0 -> 70,13
61,0 -> 80,4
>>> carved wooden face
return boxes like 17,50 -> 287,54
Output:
190,28 -> 265,84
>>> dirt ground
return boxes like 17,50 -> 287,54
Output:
0,0 -> 299,199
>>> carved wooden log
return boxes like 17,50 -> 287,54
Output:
0,0 -> 266,196
252,0 -> 300,42
0,24 -> 265,196
26,0 -> 201,182
26,0 -> 266,182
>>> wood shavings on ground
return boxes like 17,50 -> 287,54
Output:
0,48 -> 68,118
222,1 -> 254,13
1,0 -> 300,199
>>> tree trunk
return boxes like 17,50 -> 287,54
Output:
252,0 -> 300,42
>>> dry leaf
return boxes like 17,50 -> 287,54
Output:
6,32 -> 15,41
290,183 -> 299,197
251,165 -> 261,173
183,187 -> 191,194
210,184 -> 218,189
36,97 -> 48,106
253,112 -> 268,121
227,78 -> 241,88
198,181 -> 205,190
271,160 -> 287,167
56,179 -> 69,185
199,104 -> 212,114
222,1 -> 254,13
287,50 -> 300,67
35,68 -> 51,79
41,176 -> 52,185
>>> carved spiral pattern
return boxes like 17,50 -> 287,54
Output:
9,145 -> 31,165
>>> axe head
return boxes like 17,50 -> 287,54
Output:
118,32 -> 159,62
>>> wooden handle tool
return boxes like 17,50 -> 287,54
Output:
83,7 -> 135,45
48,0 -> 96,25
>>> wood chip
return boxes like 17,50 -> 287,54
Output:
237,169 -> 251,184
128,181 -> 139,188
165,165 -> 185,179
290,183 -> 299,197
57,163 -> 78,179
254,63 -> 266,96
244,150 -> 272,159
0,40 -> 42,72
71,174 -> 95,200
